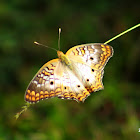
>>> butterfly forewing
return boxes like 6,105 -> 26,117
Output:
25,59 -> 59,103
66,43 -> 113,70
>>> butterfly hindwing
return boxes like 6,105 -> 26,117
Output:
70,61 -> 104,93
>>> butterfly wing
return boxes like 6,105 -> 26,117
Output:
25,43 -> 113,103
25,59 -> 90,103
66,43 -> 113,70
25,59 -> 59,103
66,43 -> 113,93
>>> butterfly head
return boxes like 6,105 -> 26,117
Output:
57,51 -> 64,59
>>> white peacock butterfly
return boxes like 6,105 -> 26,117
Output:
15,23 -> 140,119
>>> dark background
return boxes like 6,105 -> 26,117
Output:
0,0 -> 140,139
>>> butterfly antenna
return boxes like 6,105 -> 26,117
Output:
34,41 -> 58,52
58,28 -> 61,50
104,23 -> 140,44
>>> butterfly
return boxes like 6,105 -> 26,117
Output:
25,43 -> 113,103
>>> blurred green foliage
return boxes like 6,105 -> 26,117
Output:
0,0 -> 140,140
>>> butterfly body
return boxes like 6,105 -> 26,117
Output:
25,43 -> 113,103
57,51 -> 72,70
